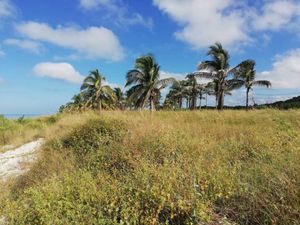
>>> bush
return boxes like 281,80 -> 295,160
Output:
4,172 -> 115,225
62,118 -> 126,158
1,111 -> 299,225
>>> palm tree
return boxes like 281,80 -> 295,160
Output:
185,74 -> 207,110
205,80 -> 219,108
235,60 -> 271,110
198,85 -> 207,109
114,87 -> 125,110
170,80 -> 186,109
193,43 -> 247,110
164,80 -> 186,109
125,54 -> 175,112
205,79 -> 245,108
59,94 -> 85,113
80,69 -> 116,111
71,94 -> 85,111
185,74 -> 198,110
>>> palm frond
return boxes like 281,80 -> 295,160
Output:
156,77 -> 176,90
190,71 -> 216,79
125,70 -> 144,87
102,85 -> 117,100
227,79 -> 245,91
207,43 -> 230,70
252,80 -> 271,88
229,59 -> 255,78
197,61 -> 219,71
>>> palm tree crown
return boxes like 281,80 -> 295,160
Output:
114,87 -> 125,110
81,69 -> 116,111
184,74 -> 207,110
167,80 -> 187,109
193,42 -> 250,110
235,60 -> 271,109
125,54 -> 175,111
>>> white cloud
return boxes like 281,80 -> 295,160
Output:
153,0 -> 300,50
0,0 -> 14,18
4,39 -> 43,54
104,81 -> 121,89
79,0 -> 110,9
33,62 -> 121,87
33,62 -> 85,84
160,70 -> 186,80
253,0 -> 300,31
153,0 -> 250,49
254,94 -> 297,105
258,49 -> 300,88
119,13 -> 153,29
160,70 -> 212,85
79,0 -> 153,29
53,54 -> 81,61
16,22 -> 124,61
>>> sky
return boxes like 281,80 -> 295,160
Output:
0,0 -> 300,114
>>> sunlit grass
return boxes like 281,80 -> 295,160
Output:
0,115 -> 59,151
1,110 -> 299,224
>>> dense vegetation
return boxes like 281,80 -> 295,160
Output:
0,115 -> 57,149
260,96 -> 300,109
1,110 -> 299,224
197,95 -> 300,110
0,42 -> 297,224
59,43 -> 272,112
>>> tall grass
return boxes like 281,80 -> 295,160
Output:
1,110 -> 299,224
0,115 -> 58,150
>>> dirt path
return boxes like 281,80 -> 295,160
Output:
0,139 -> 44,181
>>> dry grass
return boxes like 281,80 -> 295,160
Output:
0,115 -> 59,151
1,110 -> 299,224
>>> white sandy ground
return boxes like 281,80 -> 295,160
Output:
0,139 -> 44,224
0,139 -> 44,181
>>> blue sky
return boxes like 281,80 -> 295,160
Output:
0,0 -> 300,114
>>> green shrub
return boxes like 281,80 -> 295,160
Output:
62,118 -> 126,158
1,111 -> 299,225
4,172 -> 115,225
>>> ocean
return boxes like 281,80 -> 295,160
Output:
2,114 -> 44,119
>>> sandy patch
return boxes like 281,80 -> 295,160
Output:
0,139 -> 44,181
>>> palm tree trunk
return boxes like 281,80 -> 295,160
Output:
246,88 -> 250,111
217,76 -> 225,110
150,97 -> 155,112
199,95 -> 202,110
99,99 -> 102,112
191,95 -> 196,110
205,93 -> 208,108
179,98 -> 182,109
217,89 -> 224,110
215,93 -> 219,109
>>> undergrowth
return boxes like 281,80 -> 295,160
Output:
0,110 -> 299,225
0,115 -> 58,149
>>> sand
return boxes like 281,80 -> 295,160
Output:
0,139 -> 44,181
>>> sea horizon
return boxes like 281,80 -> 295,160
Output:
1,114 -> 48,119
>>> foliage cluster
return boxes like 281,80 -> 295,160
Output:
60,43 -> 271,113
1,110 -> 299,225
0,115 -> 58,148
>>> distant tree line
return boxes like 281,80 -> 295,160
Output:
257,96 -> 300,110
59,43 -> 272,113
